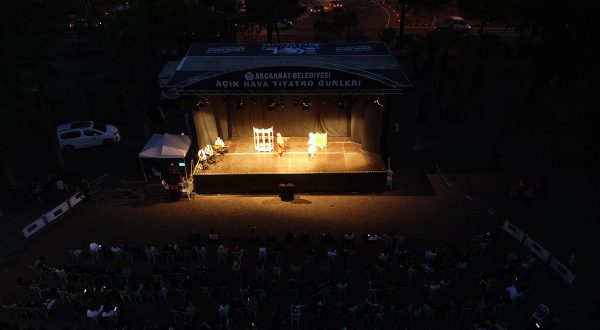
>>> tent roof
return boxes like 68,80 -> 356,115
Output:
139,133 -> 191,159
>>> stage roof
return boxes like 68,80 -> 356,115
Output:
161,43 -> 412,95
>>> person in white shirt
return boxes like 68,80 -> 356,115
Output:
198,149 -> 207,162
55,179 -> 66,192
215,137 -> 225,147
307,133 -> 317,159
87,304 -> 104,318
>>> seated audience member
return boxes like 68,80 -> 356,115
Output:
508,180 -> 525,199
523,186 -> 536,203
55,178 -> 68,193
146,245 -> 157,256
46,298 -> 58,311
208,230 -> 220,242
215,137 -> 225,147
249,227 -> 259,243
32,256 -> 47,269
455,259 -> 468,270
284,231 -> 295,242
343,232 -> 355,241
327,248 -> 337,258
87,304 -> 105,318
506,282 -> 519,301
102,307 -> 118,318
367,232 -> 379,242
322,232 -> 335,243
111,245 -> 123,255
17,277 -> 33,287
183,300 -> 196,317
89,242 -> 101,253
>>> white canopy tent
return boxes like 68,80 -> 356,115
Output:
139,133 -> 192,182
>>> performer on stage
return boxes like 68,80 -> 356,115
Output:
307,132 -> 317,159
276,133 -> 288,158
215,137 -> 225,147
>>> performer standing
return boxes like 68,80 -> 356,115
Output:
307,132 -> 317,159
276,133 -> 288,158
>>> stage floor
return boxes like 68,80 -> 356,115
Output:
195,136 -> 386,174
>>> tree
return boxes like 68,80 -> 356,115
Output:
396,0 -> 447,41
483,0 -> 600,166
0,0 -> 70,173
244,0 -> 304,42
457,0 -> 509,33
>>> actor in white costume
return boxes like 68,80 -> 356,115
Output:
307,133 -> 317,159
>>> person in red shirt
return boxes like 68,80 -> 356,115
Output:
276,133 -> 288,158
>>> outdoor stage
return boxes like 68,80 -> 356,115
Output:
193,136 -> 387,194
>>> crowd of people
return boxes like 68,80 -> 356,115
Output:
0,227 -> 556,330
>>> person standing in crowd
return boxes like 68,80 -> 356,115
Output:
79,178 -> 90,201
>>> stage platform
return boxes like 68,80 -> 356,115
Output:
193,136 -> 387,194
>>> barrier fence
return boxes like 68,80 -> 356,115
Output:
21,173 -> 111,239
435,166 -> 576,285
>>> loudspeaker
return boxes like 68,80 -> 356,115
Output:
279,183 -> 295,201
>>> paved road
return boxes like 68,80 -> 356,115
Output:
241,0 -> 517,43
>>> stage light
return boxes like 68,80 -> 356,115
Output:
279,99 -> 285,108
373,99 -> 384,107
302,98 -> 311,110
235,97 -> 245,109
196,97 -> 209,108
268,99 -> 276,110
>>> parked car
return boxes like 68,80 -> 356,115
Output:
432,16 -> 471,31
56,121 -> 121,152
310,5 -> 325,16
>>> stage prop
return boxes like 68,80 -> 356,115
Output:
254,127 -> 274,152
315,132 -> 327,149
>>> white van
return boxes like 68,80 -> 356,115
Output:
57,121 -> 121,151
432,16 -> 471,31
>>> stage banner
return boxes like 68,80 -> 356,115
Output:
68,191 -> 86,208
548,257 -> 575,284
176,66 -> 406,91
502,220 -> 526,243
44,202 -> 70,223
22,216 -> 46,238
187,43 -> 391,57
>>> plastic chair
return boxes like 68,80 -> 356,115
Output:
290,310 -> 301,328
530,304 -> 550,322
